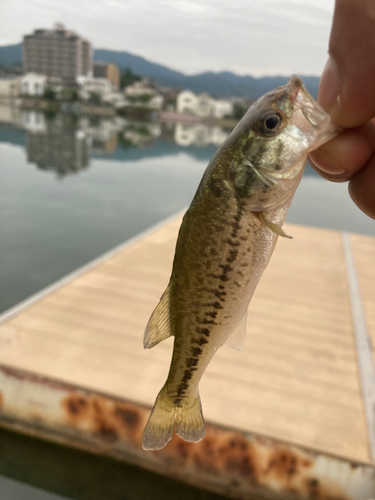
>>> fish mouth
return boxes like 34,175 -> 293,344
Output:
286,74 -> 341,149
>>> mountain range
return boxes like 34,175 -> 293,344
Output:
0,42 -> 320,99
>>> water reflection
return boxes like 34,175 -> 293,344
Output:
2,108 -> 232,178
24,113 -> 90,177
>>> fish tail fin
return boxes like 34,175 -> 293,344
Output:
175,394 -> 205,443
142,387 -> 205,451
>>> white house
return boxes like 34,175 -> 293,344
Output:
77,76 -> 114,101
124,79 -> 164,110
21,73 -> 47,96
213,98 -> 233,119
176,90 -> 233,118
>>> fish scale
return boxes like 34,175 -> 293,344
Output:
141,75 -> 340,451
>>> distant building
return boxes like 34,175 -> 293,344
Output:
125,78 -> 164,110
77,76 -> 114,100
176,90 -> 233,119
0,76 -> 21,99
93,62 -> 120,90
20,73 -> 47,96
23,23 -> 92,83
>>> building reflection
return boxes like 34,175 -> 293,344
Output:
0,104 -> 236,177
173,122 -> 230,147
24,112 -> 90,178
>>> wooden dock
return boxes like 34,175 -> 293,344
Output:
0,215 -> 374,499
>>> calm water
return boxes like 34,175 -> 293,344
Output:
0,109 -> 374,499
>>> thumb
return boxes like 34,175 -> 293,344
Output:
318,0 -> 375,128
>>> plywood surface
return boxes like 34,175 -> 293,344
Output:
0,217 -> 374,464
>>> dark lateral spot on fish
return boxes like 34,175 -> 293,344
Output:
218,284 -> 225,290
227,238 -> 240,247
219,264 -> 232,273
212,288 -> 226,298
231,221 -> 241,231
174,398 -> 182,405
114,407 -> 139,428
275,165 -> 281,171
182,370 -> 193,382
192,346 -> 203,356
197,336 -> 209,346
200,317 -> 217,325
234,281 -> 241,288
205,310 -> 217,318
208,177 -> 224,198
211,301 -> 223,309
195,327 -> 210,336
177,382 -> 189,397
219,274 -> 229,282
187,357 -> 199,368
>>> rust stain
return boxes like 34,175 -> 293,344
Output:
156,427 -> 351,500
61,393 -> 146,446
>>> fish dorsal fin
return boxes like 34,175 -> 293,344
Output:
226,310 -> 248,351
255,211 -> 292,239
143,285 -> 173,349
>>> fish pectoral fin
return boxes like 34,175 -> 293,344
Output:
143,285 -> 173,349
255,211 -> 292,239
226,310 -> 248,351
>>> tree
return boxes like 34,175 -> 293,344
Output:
120,68 -> 141,89
88,92 -> 102,105
43,87 -> 57,101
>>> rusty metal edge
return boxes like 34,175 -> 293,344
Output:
0,363 -> 374,500
0,209 -> 186,325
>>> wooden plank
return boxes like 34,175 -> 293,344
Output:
0,219 -> 373,465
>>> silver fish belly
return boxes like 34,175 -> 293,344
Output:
142,75 -> 340,451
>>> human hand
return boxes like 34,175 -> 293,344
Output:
308,0 -> 375,219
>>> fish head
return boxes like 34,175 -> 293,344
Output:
227,75 -> 341,211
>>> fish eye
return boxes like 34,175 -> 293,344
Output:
257,111 -> 283,136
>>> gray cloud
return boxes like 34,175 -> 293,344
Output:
0,0 -> 334,76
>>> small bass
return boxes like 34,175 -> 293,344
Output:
142,76 -> 339,451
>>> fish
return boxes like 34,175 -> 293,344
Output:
142,75 -> 339,451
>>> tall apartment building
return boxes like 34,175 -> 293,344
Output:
93,62 -> 120,90
23,23 -> 92,83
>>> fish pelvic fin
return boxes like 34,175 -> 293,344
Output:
143,285 -> 173,349
255,211 -> 292,239
142,387 -> 205,451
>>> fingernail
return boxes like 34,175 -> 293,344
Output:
309,150 -> 347,175
318,57 -> 341,118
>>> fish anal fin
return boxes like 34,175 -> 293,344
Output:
226,310 -> 248,351
255,211 -> 292,239
143,285 -> 172,349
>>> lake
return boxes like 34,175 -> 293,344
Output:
0,108 -> 374,499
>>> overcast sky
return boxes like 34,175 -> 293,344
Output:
0,0 -> 335,77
